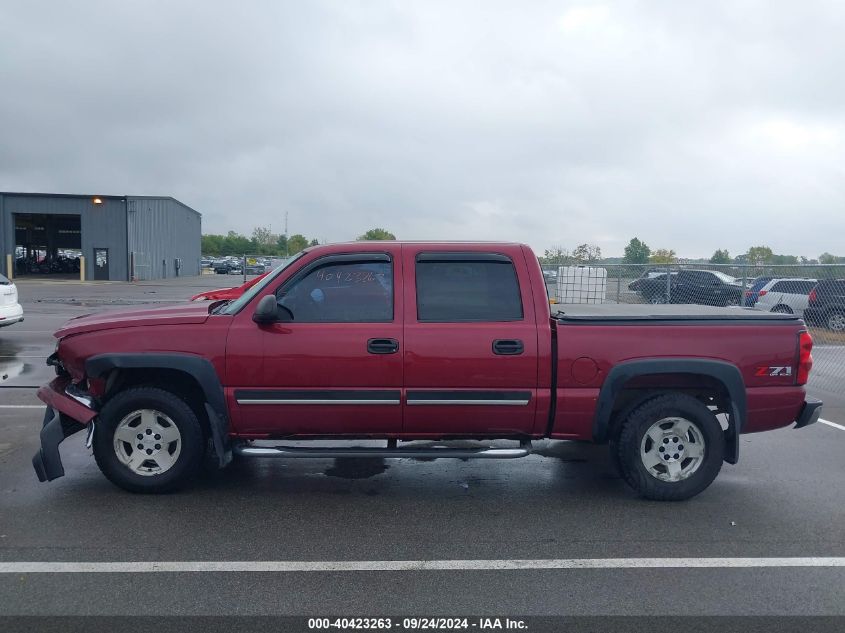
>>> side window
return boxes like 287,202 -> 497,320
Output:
415,255 -> 523,322
773,281 -> 816,294
795,281 -> 817,294
276,260 -> 393,322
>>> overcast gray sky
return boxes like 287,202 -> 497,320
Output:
1,1 -> 843,258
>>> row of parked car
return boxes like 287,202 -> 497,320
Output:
628,270 -> 845,332
201,257 -> 272,275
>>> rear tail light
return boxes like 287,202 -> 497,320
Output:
797,331 -> 813,385
757,290 -> 767,297
808,289 -> 817,304
744,291 -> 751,297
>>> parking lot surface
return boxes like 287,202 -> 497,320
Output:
1,277 -> 843,617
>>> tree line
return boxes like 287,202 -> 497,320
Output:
620,238 -> 843,266
202,227 -> 396,256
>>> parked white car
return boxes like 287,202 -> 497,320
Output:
753,278 -> 817,317
0,274 -> 24,328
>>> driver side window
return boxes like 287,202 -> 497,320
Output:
276,260 -> 393,323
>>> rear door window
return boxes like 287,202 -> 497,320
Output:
415,254 -> 523,322
771,280 -> 816,294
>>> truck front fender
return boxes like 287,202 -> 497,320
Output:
85,353 -> 231,467
593,358 -> 746,464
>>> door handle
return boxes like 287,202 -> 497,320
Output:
493,339 -> 524,355
367,338 -> 400,354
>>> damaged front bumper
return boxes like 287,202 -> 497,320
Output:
32,377 -> 97,482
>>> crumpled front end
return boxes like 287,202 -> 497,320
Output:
32,376 -> 98,482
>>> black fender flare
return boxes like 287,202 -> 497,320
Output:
86,353 -> 231,467
593,358 -> 746,464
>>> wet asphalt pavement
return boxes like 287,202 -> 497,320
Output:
0,277 -> 843,617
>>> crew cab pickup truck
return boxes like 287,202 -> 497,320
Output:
33,242 -> 822,500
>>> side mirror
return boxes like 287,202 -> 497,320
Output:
253,295 -> 287,323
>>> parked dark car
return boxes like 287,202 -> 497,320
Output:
803,279 -> 845,332
628,273 -> 676,304
631,270 -> 743,307
214,261 -> 241,275
743,276 -> 773,307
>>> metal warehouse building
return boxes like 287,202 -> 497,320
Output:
0,192 -> 201,281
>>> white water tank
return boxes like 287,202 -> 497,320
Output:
556,266 -> 607,303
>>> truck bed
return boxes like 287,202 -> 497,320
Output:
554,304 -> 802,323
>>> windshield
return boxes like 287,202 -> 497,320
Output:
220,252 -> 306,315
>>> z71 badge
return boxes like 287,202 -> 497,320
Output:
756,366 -> 793,377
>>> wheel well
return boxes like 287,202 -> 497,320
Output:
102,368 -> 210,438
606,373 -> 732,442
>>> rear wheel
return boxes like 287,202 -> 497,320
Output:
827,311 -> 845,332
613,393 -> 724,501
93,387 -> 204,493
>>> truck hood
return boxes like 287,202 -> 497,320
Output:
55,302 -> 212,338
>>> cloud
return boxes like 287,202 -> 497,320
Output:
1,0 -> 844,259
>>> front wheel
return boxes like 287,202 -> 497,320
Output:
612,393 -> 724,501
93,387 -> 205,493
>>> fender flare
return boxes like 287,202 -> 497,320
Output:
593,358 -> 746,464
86,353 -> 231,467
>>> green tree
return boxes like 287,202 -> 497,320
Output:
819,252 -> 838,264
572,243 -> 602,263
357,228 -> 396,241
623,238 -> 650,264
746,246 -> 773,265
251,226 -> 278,247
649,249 -> 677,264
770,254 -> 798,265
309,238 -> 320,246
287,234 -> 309,255
540,245 -> 571,266
276,234 -> 288,255
710,249 -> 731,264
201,234 -> 224,255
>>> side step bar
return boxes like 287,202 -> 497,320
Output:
234,442 -> 532,460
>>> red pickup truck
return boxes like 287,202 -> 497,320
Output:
33,241 -> 822,500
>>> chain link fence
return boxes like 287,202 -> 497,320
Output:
542,262 -> 845,394
201,254 -> 292,282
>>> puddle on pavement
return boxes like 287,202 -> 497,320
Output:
324,457 -> 390,479
0,340 -> 49,387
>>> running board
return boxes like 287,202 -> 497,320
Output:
234,442 -> 532,460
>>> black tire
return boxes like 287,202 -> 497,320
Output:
613,393 -> 724,501
93,387 -> 205,493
